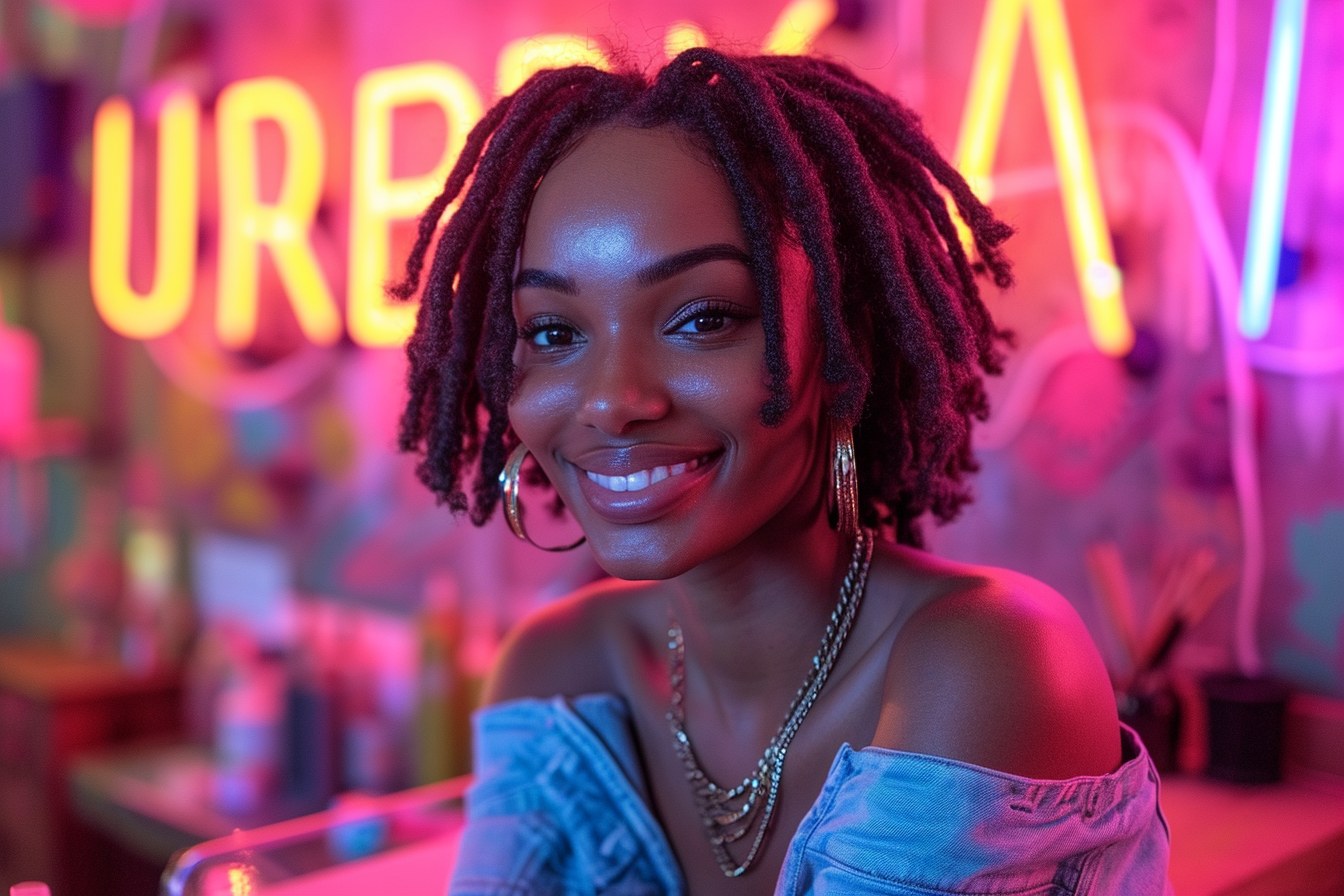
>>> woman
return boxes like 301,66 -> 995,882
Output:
396,49 -> 1170,895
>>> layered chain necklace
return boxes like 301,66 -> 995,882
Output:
665,527 -> 875,878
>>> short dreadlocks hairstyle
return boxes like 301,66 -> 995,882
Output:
395,48 -> 1013,547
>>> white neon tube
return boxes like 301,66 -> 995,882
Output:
1239,0 -> 1309,340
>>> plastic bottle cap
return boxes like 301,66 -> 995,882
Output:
11,883 -> 53,896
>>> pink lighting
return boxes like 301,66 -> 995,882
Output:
85,1 -> 841,348
0,306 -> 38,456
46,0 -> 149,25
2,3 -> 1341,893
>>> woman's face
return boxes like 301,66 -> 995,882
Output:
510,125 -> 827,579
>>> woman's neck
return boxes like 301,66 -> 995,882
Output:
665,514 -> 854,708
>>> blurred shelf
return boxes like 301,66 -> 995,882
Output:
0,639 -> 182,896
69,743 -> 330,866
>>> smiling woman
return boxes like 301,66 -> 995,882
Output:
394,49 -> 1171,896
508,126 -> 827,580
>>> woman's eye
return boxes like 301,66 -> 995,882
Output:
674,313 -> 728,334
525,325 -> 577,347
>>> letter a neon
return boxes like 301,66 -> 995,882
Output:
955,0 -> 1134,356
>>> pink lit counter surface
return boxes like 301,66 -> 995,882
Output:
75,741 -> 1344,895
160,776 -> 467,896
155,773 -> 1344,896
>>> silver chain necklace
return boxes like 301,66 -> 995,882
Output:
665,527 -> 874,877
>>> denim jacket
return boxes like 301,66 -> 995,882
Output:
449,694 -> 1171,895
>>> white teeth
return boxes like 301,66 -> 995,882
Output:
584,456 -> 707,493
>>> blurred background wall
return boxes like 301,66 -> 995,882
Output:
0,1 -> 1341,890
3,0 -> 1339,689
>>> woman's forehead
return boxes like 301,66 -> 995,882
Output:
520,125 -> 748,267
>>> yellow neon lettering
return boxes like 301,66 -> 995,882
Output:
348,63 -> 483,347
954,0 -> 1133,356
215,77 -> 341,349
90,92 -> 199,340
763,0 -> 837,55
495,34 -> 609,97
665,21 -> 709,58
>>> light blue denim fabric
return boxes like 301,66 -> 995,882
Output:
448,694 -> 1171,896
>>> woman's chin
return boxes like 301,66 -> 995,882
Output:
587,540 -> 691,582
578,523 -> 716,582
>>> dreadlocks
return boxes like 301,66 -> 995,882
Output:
394,48 -> 1013,547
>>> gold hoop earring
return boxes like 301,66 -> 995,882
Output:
830,425 -> 860,538
500,444 -> 587,552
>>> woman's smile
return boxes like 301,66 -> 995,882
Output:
572,450 -> 723,525
580,452 -> 715,493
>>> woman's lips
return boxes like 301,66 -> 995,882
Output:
571,451 -> 720,524
582,454 -> 710,493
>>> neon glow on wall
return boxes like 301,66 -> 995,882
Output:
954,0 -> 1134,357
1239,0 -> 1309,340
495,34 -> 611,98
664,21 -> 709,57
762,0 -> 836,55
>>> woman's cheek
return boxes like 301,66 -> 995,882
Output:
508,368 -> 576,445
662,345 -> 770,410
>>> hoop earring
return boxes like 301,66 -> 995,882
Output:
830,425 -> 860,538
500,444 -> 587,552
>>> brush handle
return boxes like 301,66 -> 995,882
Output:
1142,618 -> 1186,674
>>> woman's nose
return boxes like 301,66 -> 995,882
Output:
573,341 -> 672,435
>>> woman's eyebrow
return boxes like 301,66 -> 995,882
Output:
514,268 -> 579,294
635,244 -> 751,286
514,243 -> 750,294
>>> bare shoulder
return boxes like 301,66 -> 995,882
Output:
483,578 -> 653,706
870,551 -> 1120,779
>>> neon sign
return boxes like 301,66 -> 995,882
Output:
103,2 -> 1178,354
89,0 -> 1300,357
955,0 -> 1133,357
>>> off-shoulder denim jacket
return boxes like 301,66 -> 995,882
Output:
448,694 -> 1171,895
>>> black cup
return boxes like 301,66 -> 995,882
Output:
1202,673 -> 1290,784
